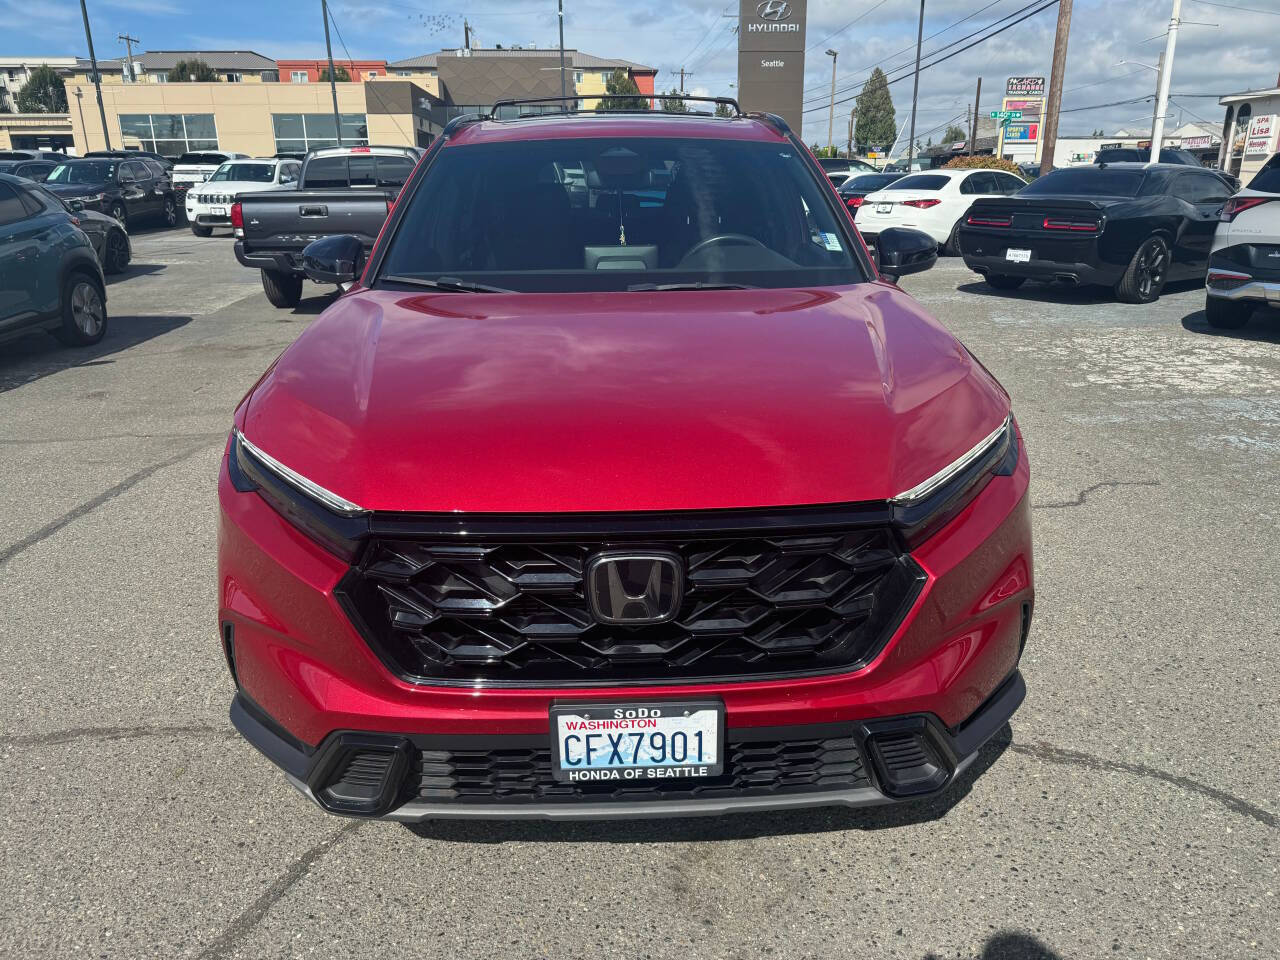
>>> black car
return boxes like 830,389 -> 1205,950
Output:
837,172 -> 903,217
34,185 -> 131,275
958,162 -> 1237,303
0,159 -> 57,182
43,157 -> 177,230
0,149 -> 69,162
1095,147 -> 1199,166
84,149 -> 174,171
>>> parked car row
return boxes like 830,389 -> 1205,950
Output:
186,157 -> 301,236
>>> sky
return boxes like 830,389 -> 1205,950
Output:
4,0 -> 1277,145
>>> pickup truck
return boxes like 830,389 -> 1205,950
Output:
232,145 -> 423,307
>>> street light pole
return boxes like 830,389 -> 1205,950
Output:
906,0 -> 925,168
321,0 -> 343,145
825,49 -> 838,154
1150,0 -> 1181,164
79,0 -> 111,150
558,0 -> 567,103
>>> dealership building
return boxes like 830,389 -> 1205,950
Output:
57,46 -> 654,158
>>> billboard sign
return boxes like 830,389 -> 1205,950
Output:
1244,115 -> 1276,156
738,0 -> 808,132
1003,123 -> 1039,142
1006,76 -> 1045,97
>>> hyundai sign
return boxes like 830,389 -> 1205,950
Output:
738,0 -> 808,132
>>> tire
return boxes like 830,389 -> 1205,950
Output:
190,223 -> 213,238
260,269 -> 303,308
54,271 -> 108,346
943,220 -> 963,257
1204,295 -> 1254,330
161,195 -> 177,228
103,228 -> 130,274
108,201 -> 127,228
985,274 -> 1025,290
1115,234 -> 1170,304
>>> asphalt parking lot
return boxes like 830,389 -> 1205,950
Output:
1,225 -> 1277,960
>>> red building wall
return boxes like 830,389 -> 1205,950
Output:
276,60 -> 389,82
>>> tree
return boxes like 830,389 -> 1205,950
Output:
167,59 -> 219,82
942,124 -> 967,143
319,66 -> 351,82
597,69 -> 648,111
854,67 -> 895,151
15,64 -> 67,113
660,87 -> 687,113
714,100 -> 732,118
943,154 -> 1025,175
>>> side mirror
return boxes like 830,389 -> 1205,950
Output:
875,226 -> 938,281
303,234 -> 364,286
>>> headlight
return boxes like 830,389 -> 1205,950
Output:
228,429 -> 369,559
891,414 -> 1018,546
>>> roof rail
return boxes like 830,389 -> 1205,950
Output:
486,94 -> 743,119
441,113 -> 484,137
745,111 -> 792,138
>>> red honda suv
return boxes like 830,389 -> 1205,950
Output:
218,101 -> 1033,821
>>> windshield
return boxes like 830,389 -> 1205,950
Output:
842,173 -> 901,193
1021,168 -> 1143,197
47,162 -> 115,184
887,174 -> 950,191
378,136 -> 865,293
175,153 -> 227,167
209,163 -> 274,182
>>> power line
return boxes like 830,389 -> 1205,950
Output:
674,3 -> 732,74
1190,0 -> 1280,14
802,0 -> 1045,109
802,0 -> 1060,115
327,4 -> 413,147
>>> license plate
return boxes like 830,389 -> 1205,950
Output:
211,206 -> 226,216
876,202 -> 892,214
1006,248 -> 1032,263
550,701 -> 723,783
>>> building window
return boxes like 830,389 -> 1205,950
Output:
291,71 -> 308,83
366,71 -> 377,78
396,70 -> 412,77
226,73 -> 243,83
271,113 -> 368,153
155,74 -> 167,84
574,71 -> 583,84
118,113 -> 219,156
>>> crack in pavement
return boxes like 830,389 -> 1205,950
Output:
0,440 -> 219,568
1009,740 -> 1277,830
194,821 -> 365,960
0,724 -> 233,749
0,430 -> 226,447
1032,480 -> 1161,511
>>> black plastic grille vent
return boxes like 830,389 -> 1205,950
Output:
411,733 -> 870,804
339,525 -> 923,685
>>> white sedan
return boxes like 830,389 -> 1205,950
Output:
185,157 -> 301,236
857,168 -> 1027,253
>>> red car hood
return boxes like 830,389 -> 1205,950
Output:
242,284 -> 1009,513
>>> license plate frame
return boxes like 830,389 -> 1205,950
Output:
549,700 -> 725,783
1005,247 -> 1032,263
875,202 -> 892,214
211,206 -> 227,216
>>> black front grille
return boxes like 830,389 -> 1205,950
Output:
338,520 -> 923,686
411,731 -> 871,804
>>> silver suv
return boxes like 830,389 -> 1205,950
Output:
1205,153 -> 1280,329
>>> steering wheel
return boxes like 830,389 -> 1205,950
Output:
682,233 -> 769,260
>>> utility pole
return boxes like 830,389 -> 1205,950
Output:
970,76 -> 981,156
847,107 -> 856,159
1149,0 -> 1182,161
1148,52 -> 1165,144
825,49 -> 838,154
677,67 -> 694,93
79,0 -> 111,150
464,18 -> 471,51
1039,0 -> 1073,174
906,0 -> 925,168
321,0 -> 342,145
557,0 -> 566,101
117,33 -> 139,84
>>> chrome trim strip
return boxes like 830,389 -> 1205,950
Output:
233,428 -> 368,517
890,414 -> 1012,505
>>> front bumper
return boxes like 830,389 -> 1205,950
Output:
231,671 -> 1025,820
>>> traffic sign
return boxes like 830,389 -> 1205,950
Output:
990,110 -> 1023,120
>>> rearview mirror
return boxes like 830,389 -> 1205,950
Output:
303,234 -> 364,286
875,227 -> 938,281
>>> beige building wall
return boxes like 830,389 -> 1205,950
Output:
381,71 -> 439,97
66,81 -> 391,156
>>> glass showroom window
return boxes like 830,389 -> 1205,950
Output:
271,113 -> 368,153
118,113 -> 219,156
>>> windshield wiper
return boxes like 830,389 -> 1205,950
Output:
382,275 -> 514,293
626,281 -> 757,291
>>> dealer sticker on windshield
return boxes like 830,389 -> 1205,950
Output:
1005,248 -> 1032,263
550,701 -> 723,783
